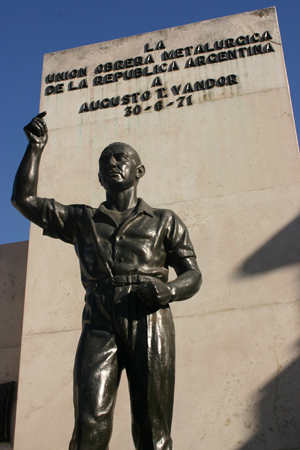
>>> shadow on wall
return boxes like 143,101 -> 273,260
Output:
237,344 -> 300,450
237,214 -> 300,276
236,214 -> 300,450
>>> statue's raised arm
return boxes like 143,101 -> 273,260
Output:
11,112 -> 48,227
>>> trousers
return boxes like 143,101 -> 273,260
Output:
69,284 -> 175,450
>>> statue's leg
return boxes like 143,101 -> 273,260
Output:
126,306 -> 175,450
69,325 -> 122,450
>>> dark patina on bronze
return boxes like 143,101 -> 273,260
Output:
12,112 -> 202,450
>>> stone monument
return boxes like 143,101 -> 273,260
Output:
11,7 -> 300,450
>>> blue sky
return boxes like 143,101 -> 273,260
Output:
1,0 -> 300,244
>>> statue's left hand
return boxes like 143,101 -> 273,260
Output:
134,279 -> 173,308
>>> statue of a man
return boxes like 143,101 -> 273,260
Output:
12,112 -> 202,450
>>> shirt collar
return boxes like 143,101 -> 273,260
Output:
92,198 -> 154,220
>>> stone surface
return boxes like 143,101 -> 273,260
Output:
13,330 -> 78,450
13,7 -> 300,450
173,302 -> 300,449
0,241 -> 28,449
0,242 -> 28,350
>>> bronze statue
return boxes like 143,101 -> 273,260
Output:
12,112 -> 202,450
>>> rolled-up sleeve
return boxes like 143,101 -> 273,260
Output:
164,212 -> 196,268
41,198 -> 75,244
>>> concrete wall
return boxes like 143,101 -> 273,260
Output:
0,241 -> 28,449
13,8 -> 300,450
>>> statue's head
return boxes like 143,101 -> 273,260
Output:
98,142 -> 145,193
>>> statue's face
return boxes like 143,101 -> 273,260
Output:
99,144 -> 144,193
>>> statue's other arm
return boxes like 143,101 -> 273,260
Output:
168,256 -> 202,302
11,112 -> 48,227
135,211 -> 202,309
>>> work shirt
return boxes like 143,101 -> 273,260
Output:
41,197 -> 196,294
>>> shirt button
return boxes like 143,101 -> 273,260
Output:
118,235 -> 125,241
118,257 -> 124,263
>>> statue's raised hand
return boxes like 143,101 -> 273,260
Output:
24,112 -> 48,148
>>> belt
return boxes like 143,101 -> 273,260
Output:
95,275 -> 159,290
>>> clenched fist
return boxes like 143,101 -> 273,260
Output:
134,279 -> 174,308
24,111 -> 48,148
